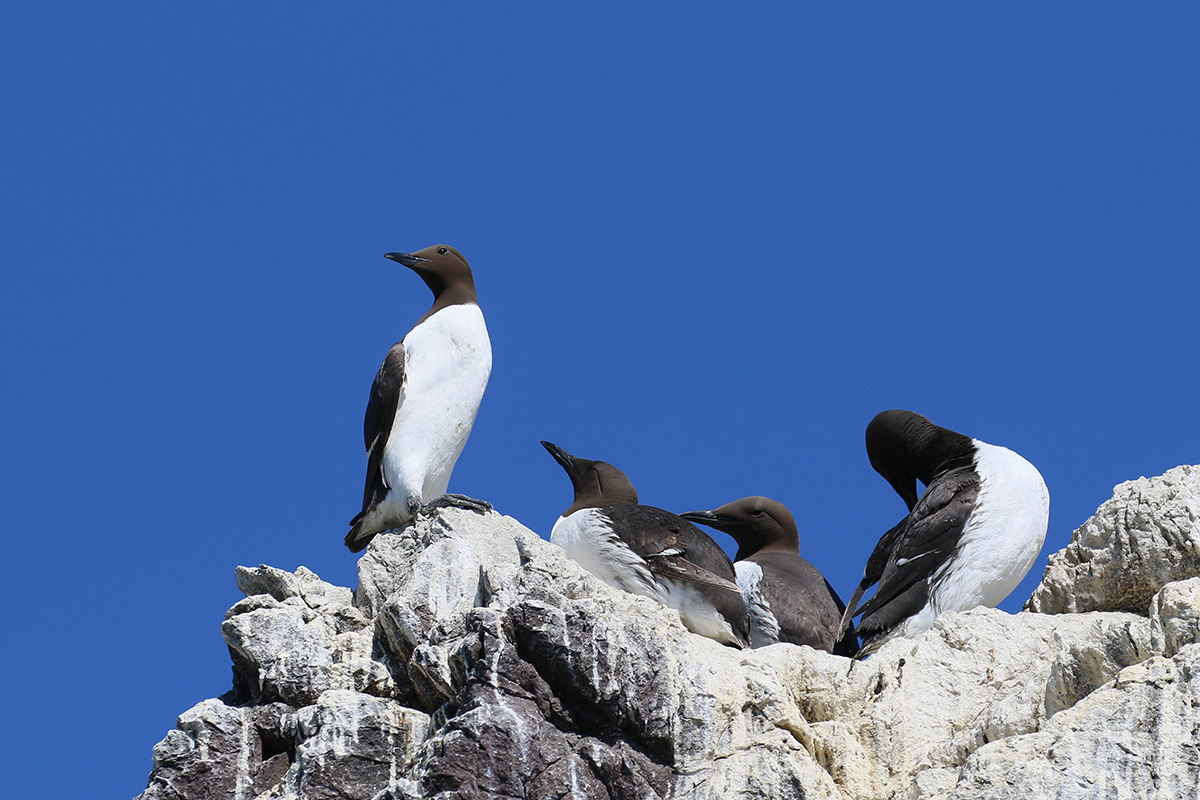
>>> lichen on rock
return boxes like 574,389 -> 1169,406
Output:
1026,464 -> 1200,615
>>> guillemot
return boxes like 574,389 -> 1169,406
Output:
345,245 -> 492,553
680,496 -> 858,656
840,410 -> 1050,656
541,441 -> 750,648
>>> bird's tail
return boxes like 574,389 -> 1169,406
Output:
837,579 -> 870,640
852,631 -> 887,660
345,512 -> 374,553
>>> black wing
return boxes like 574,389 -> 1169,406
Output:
599,505 -> 741,591
599,505 -> 750,646
838,516 -> 907,637
854,466 -> 980,643
363,344 -> 405,448
346,343 -> 405,549
826,577 -> 860,657
754,552 -> 853,654
678,517 -> 742,587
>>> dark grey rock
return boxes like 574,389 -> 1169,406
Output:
138,700 -> 296,800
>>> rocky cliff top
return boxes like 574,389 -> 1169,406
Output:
138,465 -> 1200,800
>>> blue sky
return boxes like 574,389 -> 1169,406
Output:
2,5 -> 1197,798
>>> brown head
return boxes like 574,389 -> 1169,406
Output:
540,441 -> 639,516
384,244 -> 478,320
865,410 -> 975,511
679,496 -> 800,562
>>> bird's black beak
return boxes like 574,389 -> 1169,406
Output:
540,441 -> 578,477
384,252 -> 428,268
678,509 -> 722,528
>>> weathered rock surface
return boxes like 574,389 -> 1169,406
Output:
139,466 -> 1200,800
1150,577 -> 1200,658
946,643 -> 1200,800
1027,464 -> 1200,615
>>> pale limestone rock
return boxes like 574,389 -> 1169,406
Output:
222,568 -> 394,706
1027,465 -> 1200,615
367,511 -> 533,708
353,510 -> 532,618
235,565 -> 354,610
139,692 -> 430,800
507,583 -> 845,799
1150,577 -> 1200,658
1042,611 -> 1152,717
755,607 -> 1150,800
946,644 -> 1200,800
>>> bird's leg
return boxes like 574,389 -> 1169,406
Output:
423,493 -> 493,515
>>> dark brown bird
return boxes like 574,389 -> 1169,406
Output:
680,496 -> 858,656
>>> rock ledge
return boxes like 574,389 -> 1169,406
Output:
139,466 -> 1200,799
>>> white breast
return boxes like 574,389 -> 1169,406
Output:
550,509 -> 660,598
930,440 -> 1050,616
735,560 -> 780,648
382,303 -> 492,507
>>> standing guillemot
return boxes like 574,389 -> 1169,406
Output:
541,441 -> 751,648
345,245 -> 492,553
839,410 -> 1050,656
680,497 -> 858,656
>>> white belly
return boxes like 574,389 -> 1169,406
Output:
550,510 -> 659,597
659,578 -> 743,646
551,509 -> 743,646
930,441 -> 1050,618
380,304 -> 491,514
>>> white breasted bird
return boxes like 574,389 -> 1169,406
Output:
345,245 -> 492,553
541,441 -> 751,648
840,410 -> 1050,656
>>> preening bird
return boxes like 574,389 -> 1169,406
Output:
345,245 -> 492,553
840,410 -> 1049,656
541,441 -> 751,648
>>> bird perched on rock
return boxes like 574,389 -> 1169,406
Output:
680,496 -> 858,656
840,410 -> 1050,656
345,245 -> 492,553
541,441 -> 751,648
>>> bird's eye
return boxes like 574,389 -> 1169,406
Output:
437,247 -> 448,255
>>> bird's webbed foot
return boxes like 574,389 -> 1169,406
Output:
422,493 -> 493,515
407,496 -> 423,517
